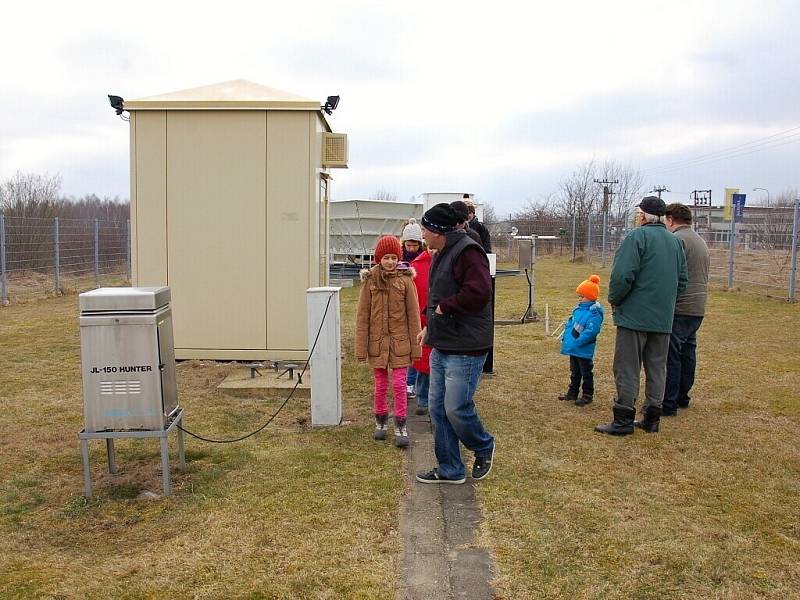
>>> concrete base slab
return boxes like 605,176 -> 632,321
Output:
217,365 -> 311,398
328,278 -> 354,288
398,412 -> 495,600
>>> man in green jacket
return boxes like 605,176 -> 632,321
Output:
595,196 -> 688,436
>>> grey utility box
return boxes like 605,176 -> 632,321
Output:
79,287 -> 178,432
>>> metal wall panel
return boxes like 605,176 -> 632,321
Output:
133,111 -> 168,286
167,111 -> 267,351
266,111 -> 310,351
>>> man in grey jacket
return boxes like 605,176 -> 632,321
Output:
662,203 -> 710,416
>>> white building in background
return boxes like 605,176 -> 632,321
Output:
420,192 -> 484,221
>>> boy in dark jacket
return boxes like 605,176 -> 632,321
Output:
559,275 -> 605,406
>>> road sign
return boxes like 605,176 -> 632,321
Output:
732,193 -> 746,223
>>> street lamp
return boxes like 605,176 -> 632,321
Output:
753,187 -> 770,205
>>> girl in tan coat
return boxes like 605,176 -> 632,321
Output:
356,235 -> 422,447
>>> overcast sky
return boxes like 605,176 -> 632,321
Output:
1,0 -> 798,216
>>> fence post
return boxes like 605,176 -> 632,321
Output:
54,217 -> 60,294
789,198 -> 799,302
126,219 -> 132,282
727,217 -> 736,289
94,218 -> 100,288
570,213 -> 576,262
587,213 -> 592,263
0,213 -> 7,304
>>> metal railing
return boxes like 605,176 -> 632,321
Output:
0,215 -> 130,304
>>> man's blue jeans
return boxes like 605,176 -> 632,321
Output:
663,314 -> 703,413
428,349 -> 494,479
415,372 -> 430,408
407,366 -> 418,388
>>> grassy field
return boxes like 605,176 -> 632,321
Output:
1,256 -> 799,599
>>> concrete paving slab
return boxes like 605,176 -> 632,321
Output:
398,412 -> 495,600
217,364 -> 310,398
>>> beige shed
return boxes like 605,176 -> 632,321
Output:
124,80 -> 347,361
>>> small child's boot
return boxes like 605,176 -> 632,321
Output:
558,388 -> 578,402
574,393 -> 593,406
373,413 -> 388,441
394,417 -> 409,448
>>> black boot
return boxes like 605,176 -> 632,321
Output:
594,404 -> 635,436
574,393 -> 593,406
634,405 -> 661,433
558,389 -> 578,401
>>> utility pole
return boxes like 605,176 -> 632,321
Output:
691,189 -> 712,232
651,185 -> 670,199
594,178 -> 618,267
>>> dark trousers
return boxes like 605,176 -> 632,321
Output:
613,326 -> 670,412
568,356 -> 594,396
663,315 -> 703,412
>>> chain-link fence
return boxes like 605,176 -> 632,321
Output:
492,200 -> 800,301
492,212 -> 635,265
0,215 -> 130,304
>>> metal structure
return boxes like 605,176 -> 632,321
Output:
329,199 -> 422,260
125,80 -> 345,361
498,235 -> 558,324
77,286 -> 184,497
307,288 -> 342,426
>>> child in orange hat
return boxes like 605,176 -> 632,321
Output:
355,235 -> 422,447
559,274 -> 605,406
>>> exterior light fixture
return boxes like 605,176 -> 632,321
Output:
322,95 -> 340,115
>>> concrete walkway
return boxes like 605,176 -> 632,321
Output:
397,412 -> 495,600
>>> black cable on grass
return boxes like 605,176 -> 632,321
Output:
177,292 -> 334,443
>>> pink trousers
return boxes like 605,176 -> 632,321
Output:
373,367 -> 407,419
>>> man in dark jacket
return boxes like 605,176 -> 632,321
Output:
463,197 -> 492,252
662,203 -> 710,415
595,196 -> 688,436
450,200 -> 484,246
415,203 -> 495,484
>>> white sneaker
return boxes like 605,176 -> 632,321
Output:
406,384 -> 416,399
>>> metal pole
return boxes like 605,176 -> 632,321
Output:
789,199 -> 800,302
601,208 -> 608,267
0,213 -> 7,304
570,213 -> 576,262
54,217 -> 60,294
126,219 -> 131,282
587,213 -> 592,263
727,216 -> 736,289
94,218 -> 100,288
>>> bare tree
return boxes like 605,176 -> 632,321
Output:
747,188 -> 797,276
555,160 -> 599,218
597,160 -> 645,219
480,202 -> 496,227
370,188 -> 398,202
0,172 -> 63,269
0,172 -> 62,218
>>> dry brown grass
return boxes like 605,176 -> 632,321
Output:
1,257 -> 798,599
0,290 -> 400,599
482,257 -> 800,599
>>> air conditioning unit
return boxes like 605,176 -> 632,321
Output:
322,132 -> 348,168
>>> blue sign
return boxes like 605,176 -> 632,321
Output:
732,193 -> 746,223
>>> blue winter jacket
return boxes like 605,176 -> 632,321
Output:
560,300 -> 605,360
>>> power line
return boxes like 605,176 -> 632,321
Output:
649,134 -> 800,175
644,125 -> 800,174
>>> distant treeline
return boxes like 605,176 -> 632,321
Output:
0,172 -> 129,222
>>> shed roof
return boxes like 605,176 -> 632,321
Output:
124,79 -> 322,111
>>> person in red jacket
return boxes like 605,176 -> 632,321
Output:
410,247 -> 434,415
